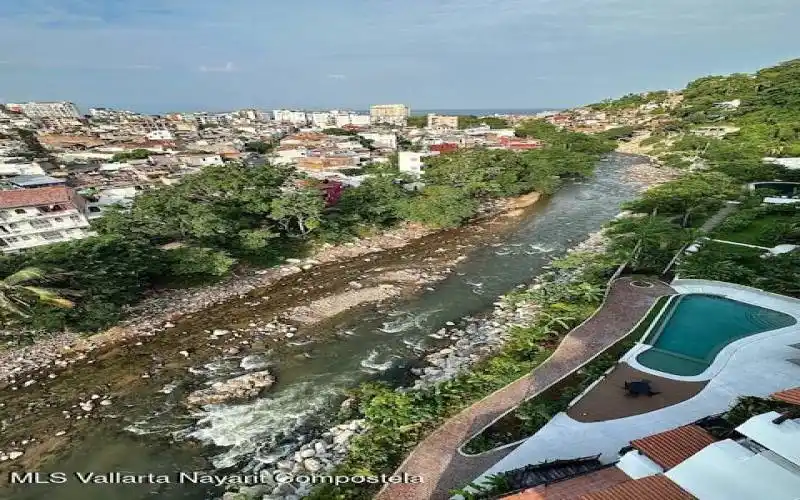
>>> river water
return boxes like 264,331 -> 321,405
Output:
7,153 -> 648,500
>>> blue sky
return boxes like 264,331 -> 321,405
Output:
1,0 -> 798,113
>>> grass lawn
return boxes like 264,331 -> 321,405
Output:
712,213 -> 798,247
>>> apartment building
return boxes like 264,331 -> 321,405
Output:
310,111 -> 335,128
334,112 -> 371,128
272,109 -> 309,125
357,132 -> 397,149
370,104 -> 410,126
427,114 -> 459,129
7,101 -> 81,120
398,151 -> 439,177
0,186 -> 94,252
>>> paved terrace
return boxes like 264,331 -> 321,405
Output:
376,277 -> 674,500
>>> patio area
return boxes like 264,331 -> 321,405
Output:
567,363 -> 707,423
470,279 -> 800,490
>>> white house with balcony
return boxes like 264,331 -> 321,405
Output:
398,151 -> 439,177
0,186 -> 95,252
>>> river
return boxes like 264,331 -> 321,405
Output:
3,153 -> 650,500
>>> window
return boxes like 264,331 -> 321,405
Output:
41,231 -> 62,241
88,207 -> 101,213
14,209 -> 25,214
70,215 -> 82,222
5,237 -> 18,243
8,223 -> 17,229
54,217 -> 64,223
30,220 -> 52,229
20,235 -> 31,241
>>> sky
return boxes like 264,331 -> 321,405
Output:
1,0 -> 799,114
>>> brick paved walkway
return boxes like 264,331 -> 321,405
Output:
376,277 -> 674,500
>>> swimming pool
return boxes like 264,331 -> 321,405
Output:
636,294 -> 797,376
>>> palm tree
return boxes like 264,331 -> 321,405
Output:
0,267 -> 75,320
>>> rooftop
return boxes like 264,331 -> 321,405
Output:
7,175 -> 65,187
501,467 -> 629,499
579,474 -> 692,500
0,186 -> 73,209
772,387 -> 800,406
630,425 -> 716,470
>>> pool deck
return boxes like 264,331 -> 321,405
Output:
566,363 -> 707,423
471,279 -> 800,490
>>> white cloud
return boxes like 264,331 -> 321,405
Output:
199,61 -> 236,73
327,74 -> 347,80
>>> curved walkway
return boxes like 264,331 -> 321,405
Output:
376,277 -> 674,500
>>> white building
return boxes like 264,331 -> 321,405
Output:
310,111 -> 334,128
334,112 -> 371,128
370,104 -> 410,126
145,129 -> 174,141
0,162 -> 47,177
272,109 -> 309,125
180,154 -> 224,167
398,151 -> 438,177
0,186 -> 94,252
84,186 -> 140,220
426,114 -> 459,129
358,132 -> 398,149
664,412 -> 800,500
8,101 -> 81,120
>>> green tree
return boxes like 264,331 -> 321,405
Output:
397,186 -> 478,228
337,173 -> 411,227
165,247 -> 237,280
0,267 -> 74,322
270,188 -> 325,237
244,140 -> 273,154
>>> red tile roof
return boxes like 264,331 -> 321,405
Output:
630,425 -> 716,469
0,186 -> 73,209
578,475 -> 693,500
772,387 -> 800,406
502,467 -> 629,499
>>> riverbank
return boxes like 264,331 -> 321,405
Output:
0,193 -> 525,386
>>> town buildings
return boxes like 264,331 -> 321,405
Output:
370,104 -> 410,126
272,109 -> 310,126
6,101 -> 81,120
0,186 -> 94,252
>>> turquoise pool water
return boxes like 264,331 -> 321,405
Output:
636,294 -> 796,376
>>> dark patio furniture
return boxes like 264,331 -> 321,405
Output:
624,380 -> 660,397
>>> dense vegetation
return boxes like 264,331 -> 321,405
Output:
110,148 -> 153,162
589,90 -> 669,111
0,122 -> 613,334
405,115 -> 510,129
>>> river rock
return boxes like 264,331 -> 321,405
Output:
8,451 -> 23,460
186,370 -> 275,407
299,448 -> 315,459
302,458 -> 322,472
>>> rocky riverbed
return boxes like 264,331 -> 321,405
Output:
221,227 -> 616,500
0,197 -> 530,490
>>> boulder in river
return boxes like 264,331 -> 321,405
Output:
186,370 -> 275,407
